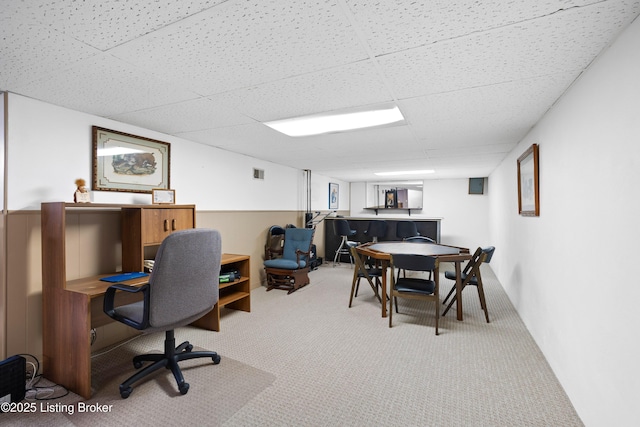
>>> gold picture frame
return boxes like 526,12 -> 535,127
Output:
92,126 -> 170,193
517,144 -> 539,216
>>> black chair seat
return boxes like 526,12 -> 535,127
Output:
395,278 -> 436,294
444,270 -> 477,284
357,267 -> 382,278
389,253 -> 440,334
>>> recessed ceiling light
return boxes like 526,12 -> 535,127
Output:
264,105 -> 405,137
374,170 -> 435,176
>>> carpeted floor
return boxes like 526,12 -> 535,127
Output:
6,262 -> 584,426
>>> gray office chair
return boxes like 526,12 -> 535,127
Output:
103,228 -> 223,398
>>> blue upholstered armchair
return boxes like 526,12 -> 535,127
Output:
264,227 -> 315,294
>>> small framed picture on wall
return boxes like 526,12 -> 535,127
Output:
329,183 -> 339,209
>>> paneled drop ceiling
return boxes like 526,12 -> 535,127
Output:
1,1 -> 638,181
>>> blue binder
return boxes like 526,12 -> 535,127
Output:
100,272 -> 149,283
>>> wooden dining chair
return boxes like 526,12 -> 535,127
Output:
348,246 -> 383,307
388,254 -> 440,335
442,247 -> 493,322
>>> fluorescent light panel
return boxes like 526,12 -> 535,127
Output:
375,170 -> 435,176
264,105 -> 404,137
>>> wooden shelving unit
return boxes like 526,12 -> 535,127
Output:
192,254 -> 251,332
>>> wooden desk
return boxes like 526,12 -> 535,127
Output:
355,242 -> 471,320
41,202 -> 250,399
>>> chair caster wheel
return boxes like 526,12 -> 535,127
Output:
185,344 -> 193,352
212,354 -> 221,364
134,361 -> 143,369
179,382 -> 190,395
120,386 -> 132,399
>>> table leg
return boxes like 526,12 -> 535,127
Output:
455,260 -> 464,321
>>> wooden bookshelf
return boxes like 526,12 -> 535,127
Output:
192,254 -> 251,332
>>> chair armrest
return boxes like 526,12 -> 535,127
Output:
295,249 -> 311,266
103,283 -> 150,330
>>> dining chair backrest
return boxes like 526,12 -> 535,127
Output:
482,246 -> 495,263
390,253 -> 437,275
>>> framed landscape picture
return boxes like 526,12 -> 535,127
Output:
517,143 -> 539,216
92,126 -> 170,193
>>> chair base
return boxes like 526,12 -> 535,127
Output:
265,267 -> 310,294
118,330 -> 220,399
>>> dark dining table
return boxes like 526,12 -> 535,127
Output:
354,241 -> 472,320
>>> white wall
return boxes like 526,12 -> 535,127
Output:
489,17 -> 640,427
307,172 -> 350,214
350,179 -> 491,249
6,93 -> 303,211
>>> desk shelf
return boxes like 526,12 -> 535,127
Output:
192,254 -> 251,332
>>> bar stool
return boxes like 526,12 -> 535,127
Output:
396,220 -> 420,240
364,220 -> 387,243
333,219 -> 358,267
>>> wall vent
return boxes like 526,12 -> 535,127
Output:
253,168 -> 265,180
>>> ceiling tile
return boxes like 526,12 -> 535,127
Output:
2,0 -> 228,50
11,53 -> 199,116
378,2 -> 640,99
109,97 -> 255,134
345,0 -> 596,55
109,0 -> 368,96
0,20 -> 99,88
211,60 -> 394,122
399,73 -> 578,148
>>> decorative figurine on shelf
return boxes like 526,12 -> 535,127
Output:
74,178 -> 91,203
